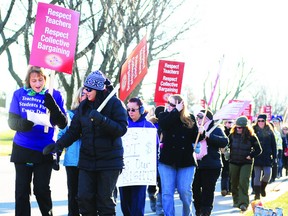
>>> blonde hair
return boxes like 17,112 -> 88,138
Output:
24,65 -> 46,88
71,87 -> 85,110
169,94 -> 194,128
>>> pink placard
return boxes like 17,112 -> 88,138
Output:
29,3 -> 80,74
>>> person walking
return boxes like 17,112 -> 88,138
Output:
281,124 -> 288,176
228,116 -> 262,212
147,105 -> 165,215
270,118 -> 283,181
157,94 -> 199,216
57,87 -> 87,216
252,114 -> 277,200
8,65 -> 67,216
43,70 -> 128,216
119,97 -> 156,216
192,109 -> 229,216
220,119 -> 234,196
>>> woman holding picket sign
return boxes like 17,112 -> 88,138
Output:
43,70 -> 128,216
192,109 -> 229,216
157,94 -> 199,216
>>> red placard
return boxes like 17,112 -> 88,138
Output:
259,105 -> 272,120
29,3 -> 80,74
154,60 -> 185,104
119,37 -> 148,101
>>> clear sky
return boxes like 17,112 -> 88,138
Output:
1,0 -> 288,105
144,0 -> 288,103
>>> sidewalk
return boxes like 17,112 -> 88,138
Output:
0,155 -> 287,215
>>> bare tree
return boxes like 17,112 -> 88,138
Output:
0,0 -> 197,109
202,59 -> 254,113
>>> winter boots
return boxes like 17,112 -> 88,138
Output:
261,181 -> 268,197
254,186 -> 261,200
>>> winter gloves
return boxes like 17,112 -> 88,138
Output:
193,142 -> 201,154
89,110 -> 107,125
8,112 -> 34,132
44,93 -> 67,129
43,143 -> 63,155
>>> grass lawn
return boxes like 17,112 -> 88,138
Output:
244,191 -> 288,215
0,129 -> 14,156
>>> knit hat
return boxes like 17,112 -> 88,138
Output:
199,109 -> 213,120
84,70 -> 106,91
257,114 -> 267,121
155,106 -> 165,118
236,116 -> 248,127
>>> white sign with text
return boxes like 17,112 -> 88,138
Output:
117,127 -> 157,187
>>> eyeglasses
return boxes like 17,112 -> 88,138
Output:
84,87 -> 93,92
197,115 -> 204,119
167,101 -> 176,107
81,92 -> 86,96
227,121 -> 233,124
127,108 -> 139,112
258,120 -> 265,123
236,127 -> 244,129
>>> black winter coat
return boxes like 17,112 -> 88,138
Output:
57,95 -> 128,171
253,125 -> 277,167
158,109 -> 198,168
229,133 -> 262,165
197,121 -> 229,169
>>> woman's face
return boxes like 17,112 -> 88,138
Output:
166,97 -> 176,112
236,126 -> 244,134
257,118 -> 265,129
80,90 -> 87,102
83,87 -> 96,101
127,101 -> 141,122
29,72 -> 45,93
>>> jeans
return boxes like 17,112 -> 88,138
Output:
158,162 -> 196,216
119,185 -> 147,216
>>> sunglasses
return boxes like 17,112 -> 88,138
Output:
258,120 -> 265,123
127,108 -> 139,112
227,121 -> 233,124
167,101 -> 176,107
197,115 -> 204,119
84,87 -> 93,92
236,127 -> 244,129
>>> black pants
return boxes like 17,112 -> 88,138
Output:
78,169 -> 121,216
193,168 -> 221,215
14,162 -> 53,216
66,166 -> 80,216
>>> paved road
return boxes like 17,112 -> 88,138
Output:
0,156 -> 287,215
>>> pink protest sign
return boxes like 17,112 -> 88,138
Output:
213,100 -> 251,120
29,3 -> 80,74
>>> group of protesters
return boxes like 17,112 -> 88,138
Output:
7,65 -> 288,216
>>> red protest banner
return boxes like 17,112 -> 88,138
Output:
119,37 -> 148,101
259,105 -> 272,120
29,3 -> 80,74
154,60 -> 185,104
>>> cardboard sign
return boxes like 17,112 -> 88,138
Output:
117,128 -> 157,187
154,60 -> 185,104
29,3 -> 80,74
229,99 -> 252,121
119,37 -> 148,101
213,100 -> 251,120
